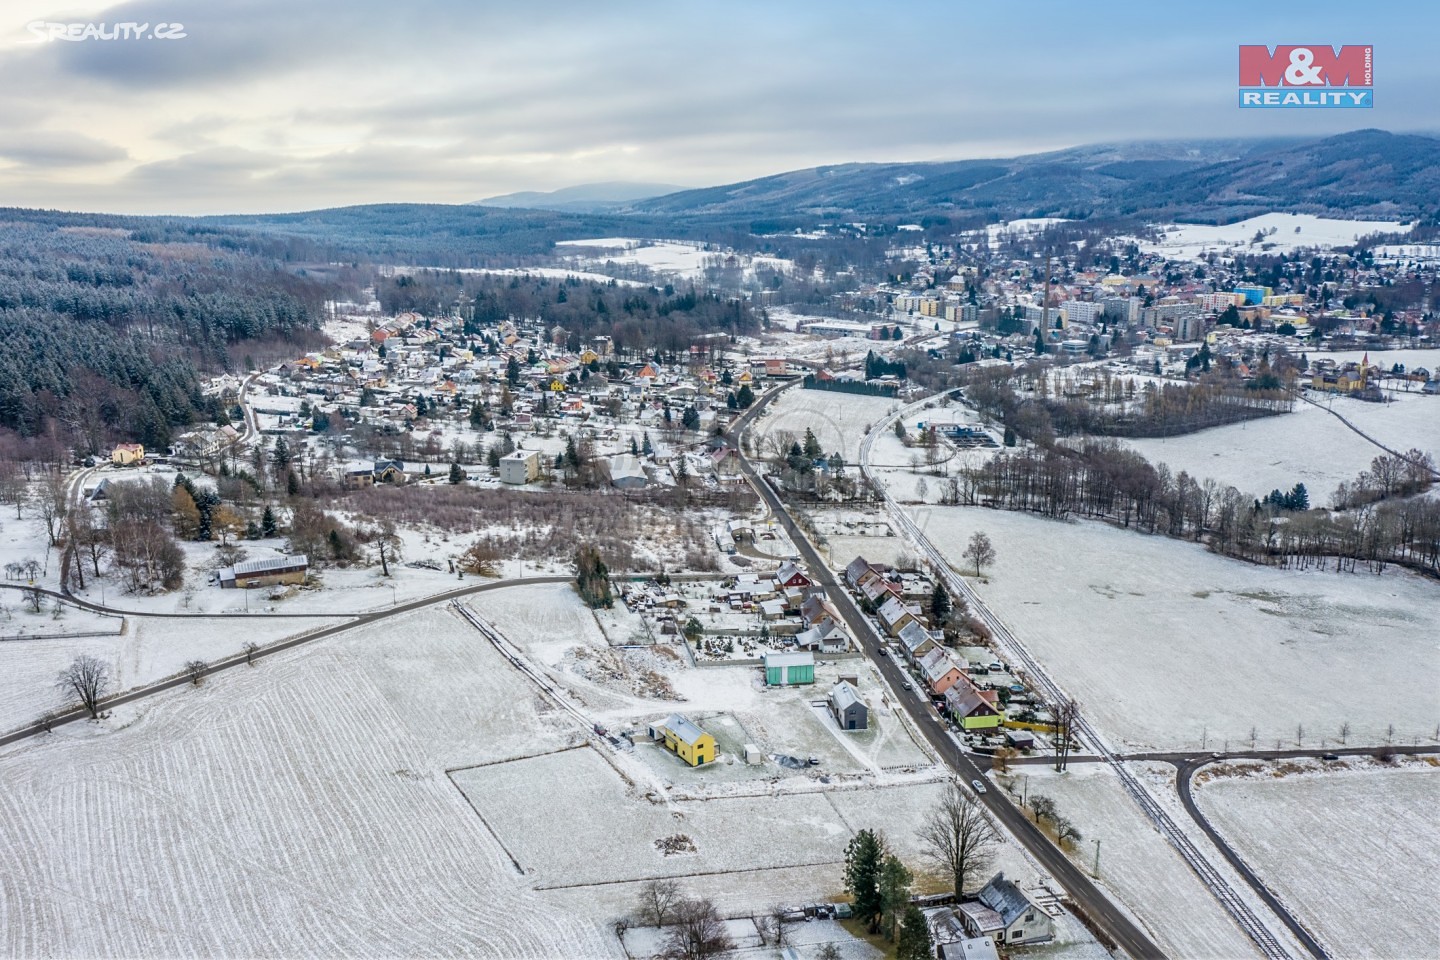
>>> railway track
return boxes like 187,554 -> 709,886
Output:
859,397 -> 1302,960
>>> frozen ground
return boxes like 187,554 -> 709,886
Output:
0,605 -> 610,958
1012,764 -> 1262,960
1122,401 -> 1378,500
1124,388 -> 1435,507
755,388 -> 901,463
0,615 -> 337,734
912,507 -> 1440,751
1195,761 -> 1440,960
1136,213 -> 1413,260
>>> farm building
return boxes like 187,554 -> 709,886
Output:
651,714 -> 716,767
764,651 -> 815,687
828,681 -> 868,730
217,555 -> 309,590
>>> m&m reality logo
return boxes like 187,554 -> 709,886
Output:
1238,45 -> 1373,108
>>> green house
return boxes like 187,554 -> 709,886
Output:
764,651 -> 815,686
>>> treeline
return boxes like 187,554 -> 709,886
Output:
960,364 -> 1292,442
0,218 -> 334,449
941,440 -> 1439,576
377,272 -> 759,356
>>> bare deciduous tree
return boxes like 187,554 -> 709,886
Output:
56,653 -> 109,719
184,660 -> 208,686
916,780 -> 1000,898
662,898 -> 734,960
635,878 -> 683,928
962,530 -> 995,577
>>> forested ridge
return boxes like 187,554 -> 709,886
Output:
0,216 -> 331,451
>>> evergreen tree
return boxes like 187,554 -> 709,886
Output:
878,854 -> 913,941
930,582 -> 952,623
896,906 -> 932,960
735,384 -> 755,408
681,406 -> 700,431
1289,482 -> 1310,511
802,427 -> 822,459
1033,329 -> 1046,354
630,436 -> 640,456
271,436 -> 292,473
843,830 -> 886,933
286,470 -> 300,497
642,432 -> 654,457
261,504 -> 277,537
449,462 -> 464,484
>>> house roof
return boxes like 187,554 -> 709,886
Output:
977,872 -> 1037,926
956,901 -> 1004,935
764,651 -> 814,669
877,595 -> 914,626
830,681 -> 865,713
945,681 -> 997,718
219,555 -> 309,581
897,620 -> 933,653
920,648 -> 960,684
662,714 -> 709,745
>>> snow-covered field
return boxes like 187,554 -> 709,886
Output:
912,507 -> 1440,752
1124,389 -> 1436,501
1013,764 -> 1262,960
0,605 -> 611,958
754,387 -> 901,463
1138,213 -> 1413,260
1196,762 -> 1440,960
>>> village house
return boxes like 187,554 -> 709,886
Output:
828,681 -> 868,730
877,595 -> 922,637
956,873 -> 1055,946
897,620 -> 937,662
651,714 -> 716,767
944,680 -> 1003,731
111,443 -> 145,466
918,648 -> 965,695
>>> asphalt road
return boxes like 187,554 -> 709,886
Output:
726,390 -> 1167,960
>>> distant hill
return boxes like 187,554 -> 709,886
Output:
626,131 -> 1437,223
473,181 -> 687,213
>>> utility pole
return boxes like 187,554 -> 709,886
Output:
1092,838 -> 1101,878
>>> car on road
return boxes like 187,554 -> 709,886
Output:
901,680 -> 912,691
971,779 -> 987,794
1321,753 -> 1340,761
878,647 -> 888,657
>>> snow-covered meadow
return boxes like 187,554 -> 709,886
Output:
0,605 -> 611,958
1138,213 -> 1413,261
754,387 -> 901,463
1195,762 -> 1440,960
913,507 -> 1440,752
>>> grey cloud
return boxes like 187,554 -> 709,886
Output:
0,129 -> 129,166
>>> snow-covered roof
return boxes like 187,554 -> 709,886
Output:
829,681 -> 864,713
763,651 -> 813,669
662,714 -> 708,746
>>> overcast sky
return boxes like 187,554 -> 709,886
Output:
1,0 -> 1434,215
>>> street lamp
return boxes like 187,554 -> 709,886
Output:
1092,839 -> 1101,878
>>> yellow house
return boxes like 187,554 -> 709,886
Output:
579,348 -> 600,365
655,714 -> 716,767
111,443 -> 145,466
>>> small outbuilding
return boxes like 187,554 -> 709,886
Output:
764,651 -> 815,687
